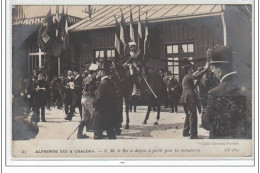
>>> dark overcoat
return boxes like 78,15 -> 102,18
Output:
71,75 -> 83,105
202,73 -> 251,139
91,78 -> 117,131
33,79 -> 49,107
63,77 -> 73,104
168,78 -> 181,102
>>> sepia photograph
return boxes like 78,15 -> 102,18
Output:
8,2 -> 255,165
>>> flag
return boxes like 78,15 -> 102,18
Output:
55,6 -> 60,37
129,6 -> 135,42
38,9 -> 52,48
144,12 -> 149,56
137,6 -> 143,54
114,15 -> 121,56
120,9 -> 127,54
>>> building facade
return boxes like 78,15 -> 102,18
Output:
69,5 -> 252,90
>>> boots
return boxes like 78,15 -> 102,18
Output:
77,123 -> 89,139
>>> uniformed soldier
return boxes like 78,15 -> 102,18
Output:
63,70 -> 74,116
123,42 -> 143,96
31,72 -> 49,123
65,67 -> 83,121
202,45 -> 251,139
180,58 -> 209,139
77,64 -> 99,139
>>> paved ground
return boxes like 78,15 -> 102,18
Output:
34,106 -> 209,140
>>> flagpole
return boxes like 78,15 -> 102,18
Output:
58,57 -> 61,77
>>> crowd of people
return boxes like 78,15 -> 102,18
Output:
13,44 -> 252,140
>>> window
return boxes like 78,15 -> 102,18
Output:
28,48 -> 46,73
166,43 -> 194,82
95,49 -> 115,59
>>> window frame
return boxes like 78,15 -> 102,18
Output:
165,42 -> 195,81
94,48 -> 116,60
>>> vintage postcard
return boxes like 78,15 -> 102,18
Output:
7,1 -> 255,166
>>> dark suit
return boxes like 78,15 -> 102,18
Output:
168,78 -> 181,112
67,75 -> 83,120
202,72 -> 251,139
92,77 -> 117,139
26,75 -> 38,111
32,79 -> 48,122
180,74 -> 199,138
63,76 -> 73,115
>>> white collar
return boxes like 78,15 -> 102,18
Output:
220,71 -> 237,83
101,76 -> 109,81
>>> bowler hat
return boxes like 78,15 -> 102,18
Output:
181,58 -> 192,70
210,45 -> 233,64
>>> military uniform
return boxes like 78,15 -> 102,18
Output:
180,74 -> 199,138
180,58 -> 208,139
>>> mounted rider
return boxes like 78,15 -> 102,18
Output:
123,41 -> 145,96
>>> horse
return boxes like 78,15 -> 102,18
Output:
137,70 -> 167,125
107,58 -> 167,128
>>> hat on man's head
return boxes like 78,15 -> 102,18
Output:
128,41 -> 137,47
181,58 -> 192,70
210,45 -> 233,65
88,63 -> 99,71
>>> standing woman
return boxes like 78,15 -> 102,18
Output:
180,58 -> 209,139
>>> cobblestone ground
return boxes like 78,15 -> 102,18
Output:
33,106 -> 209,140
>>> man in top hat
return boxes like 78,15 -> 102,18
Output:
202,45 -> 251,139
92,68 -> 117,139
65,67 -> 83,121
180,58 -> 209,139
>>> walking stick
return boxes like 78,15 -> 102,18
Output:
67,124 -> 80,140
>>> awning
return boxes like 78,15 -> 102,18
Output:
69,5 -> 224,32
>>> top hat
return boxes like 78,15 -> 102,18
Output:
210,45 -> 233,64
181,58 -> 193,70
